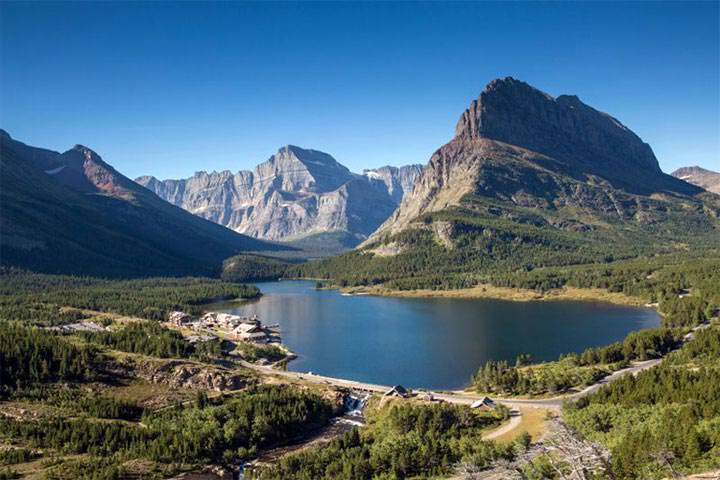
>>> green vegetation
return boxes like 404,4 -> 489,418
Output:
0,268 -> 259,324
0,322 -> 99,389
7,385 -> 144,421
473,328 -> 681,395
0,384 -> 333,476
0,300 -> 333,479
234,342 -> 288,363
0,447 -> 40,466
296,192 -> 719,289
1,193 -> 719,479
250,401 -> 515,480
142,385 -> 333,463
222,254 -> 291,282
565,325 -> 720,479
79,321 -> 195,358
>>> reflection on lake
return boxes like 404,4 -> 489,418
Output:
214,280 -> 660,390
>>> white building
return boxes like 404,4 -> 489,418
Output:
232,323 -> 268,343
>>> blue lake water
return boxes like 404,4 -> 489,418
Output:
215,280 -> 660,390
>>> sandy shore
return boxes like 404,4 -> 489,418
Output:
340,284 -> 645,306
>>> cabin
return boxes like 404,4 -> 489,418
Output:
168,311 -> 192,326
470,396 -> 496,410
384,385 -> 409,398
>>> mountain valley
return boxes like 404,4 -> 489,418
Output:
300,78 -> 720,289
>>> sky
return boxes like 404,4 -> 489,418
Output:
1,1 -> 718,180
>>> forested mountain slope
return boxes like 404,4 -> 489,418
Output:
299,78 -> 720,288
0,131 -> 281,277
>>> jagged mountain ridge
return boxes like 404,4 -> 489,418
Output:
672,166 -> 720,194
363,164 -> 424,204
0,130 -> 280,277
137,146 -> 421,242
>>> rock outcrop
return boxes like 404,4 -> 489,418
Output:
672,166 -> 720,194
363,164 -> 423,204
127,358 -> 247,392
137,147 -> 421,242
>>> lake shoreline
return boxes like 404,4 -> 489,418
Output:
336,283 -> 646,307
213,280 -> 659,390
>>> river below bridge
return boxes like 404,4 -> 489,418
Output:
212,280 -> 659,390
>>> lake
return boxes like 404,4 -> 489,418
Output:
214,280 -> 660,390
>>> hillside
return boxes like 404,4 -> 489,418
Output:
672,165 -> 720,194
299,78 -> 720,289
0,130 -> 283,277
137,147 -> 421,245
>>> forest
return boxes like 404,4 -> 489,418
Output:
0,383 -> 334,478
0,268 -> 259,324
249,401 -> 516,480
565,325 -> 720,478
472,328 -> 682,395
1,214 -> 719,478
294,192 -> 720,294
221,254 -> 291,282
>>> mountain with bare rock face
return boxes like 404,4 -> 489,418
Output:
137,147 -> 421,245
369,77 -> 707,242
300,78 -> 720,287
362,164 -> 423,204
672,166 -> 720,194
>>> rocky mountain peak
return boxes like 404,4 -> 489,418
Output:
453,78 -> 664,192
137,146 -> 421,242
256,145 -> 353,193
363,164 -> 423,204
56,144 -> 137,198
672,165 -> 720,194
366,78 -> 705,244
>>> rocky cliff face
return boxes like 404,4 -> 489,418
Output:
453,78 -> 668,193
137,147 -> 421,242
672,166 -> 720,194
367,78 -> 707,243
363,164 -> 423,204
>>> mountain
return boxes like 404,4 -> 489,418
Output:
137,147 -> 421,245
363,164 -> 423,204
300,78 -> 720,288
0,130 -> 282,277
672,166 -> 720,194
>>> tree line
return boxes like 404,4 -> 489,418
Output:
0,268 -> 259,324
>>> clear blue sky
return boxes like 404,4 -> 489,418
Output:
1,1 -> 718,179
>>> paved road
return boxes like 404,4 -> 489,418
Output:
241,356 -> 658,410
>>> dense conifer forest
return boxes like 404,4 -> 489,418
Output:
0,268 -> 259,324
1,245 -> 719,478
249,402 -> 513,480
